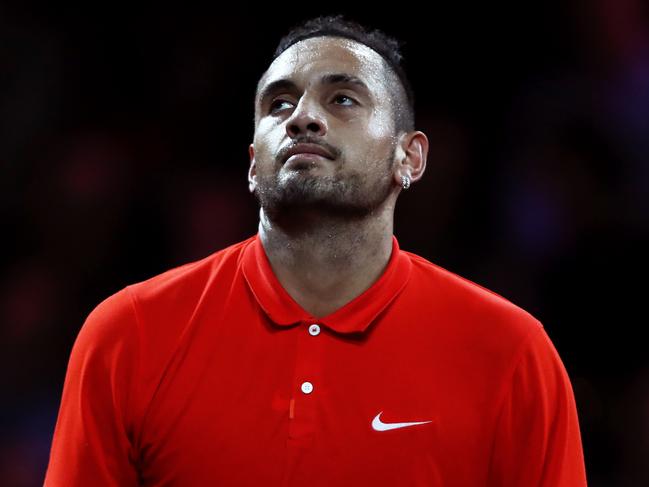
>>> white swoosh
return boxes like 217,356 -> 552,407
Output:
371,411 -> 432,431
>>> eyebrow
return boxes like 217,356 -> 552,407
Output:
257,73 -> 371,106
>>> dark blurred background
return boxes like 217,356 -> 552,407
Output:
1,2 -> 647,486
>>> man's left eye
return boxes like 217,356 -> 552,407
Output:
333,95 -> 356,106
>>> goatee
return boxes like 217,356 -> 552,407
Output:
254,169 -> 393,222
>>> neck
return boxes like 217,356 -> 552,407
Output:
258,204 -> 395,318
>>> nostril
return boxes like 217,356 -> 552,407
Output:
286,119 -> 325,137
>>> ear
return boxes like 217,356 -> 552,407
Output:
392,130 -> 428,188
248,143 -> 257,193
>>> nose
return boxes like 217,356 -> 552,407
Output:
285,96 -> 327,138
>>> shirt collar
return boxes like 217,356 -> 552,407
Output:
241,233 -> 412,334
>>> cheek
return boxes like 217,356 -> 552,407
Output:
359,117 -> 396,167
254,124 -> 284,167
365,107 -> 395,140
361,107 -> 395,153
344,139 -> 394,176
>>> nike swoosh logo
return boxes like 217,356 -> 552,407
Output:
371,411 -> 433,431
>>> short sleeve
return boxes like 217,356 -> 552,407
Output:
44,287 -> 141,486
487,324 -> 588,486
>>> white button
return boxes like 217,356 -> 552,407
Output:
301,381 -> 314,394
308,324 -> 321,336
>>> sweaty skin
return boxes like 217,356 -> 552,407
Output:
248,36 -> 428,317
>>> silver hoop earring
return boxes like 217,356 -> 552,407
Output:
401,175 -> 411,190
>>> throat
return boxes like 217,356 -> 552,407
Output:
258,218 -> 394,319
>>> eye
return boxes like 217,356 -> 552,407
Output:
269,98 -> 294,114
332,94 -> 356,106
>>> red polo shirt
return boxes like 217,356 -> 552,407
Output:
45,234 -> 587,486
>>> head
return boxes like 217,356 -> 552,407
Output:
248,15 -> 428,223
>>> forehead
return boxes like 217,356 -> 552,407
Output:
257,37 -> 389,99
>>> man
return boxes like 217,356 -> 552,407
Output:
45,15 -> 588,486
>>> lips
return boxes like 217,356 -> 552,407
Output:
282,143 -> 334,164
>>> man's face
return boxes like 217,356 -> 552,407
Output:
249,36 -> 400,220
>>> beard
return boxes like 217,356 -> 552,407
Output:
253,154 -> 395,222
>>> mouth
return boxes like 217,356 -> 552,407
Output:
285,152 -> 331,166
281,142 -> 335,165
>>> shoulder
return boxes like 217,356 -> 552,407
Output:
401,249 -> 543,344
78,236 -> 256,344
126,236 -> 255,304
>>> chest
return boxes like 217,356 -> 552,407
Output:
135,306 -> 498,486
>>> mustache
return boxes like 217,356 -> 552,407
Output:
276,137 -> 341,164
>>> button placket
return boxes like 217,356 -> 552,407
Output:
287,321 -> 325,440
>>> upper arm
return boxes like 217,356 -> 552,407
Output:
487,325 -> 588,486
44,287 -> 141,486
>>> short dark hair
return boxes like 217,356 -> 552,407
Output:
260,15 -> 415,134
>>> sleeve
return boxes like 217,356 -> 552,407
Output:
487,324 -> 588,486
44,287 -> 141,487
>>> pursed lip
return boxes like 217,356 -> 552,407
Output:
282,143 -> 334,164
